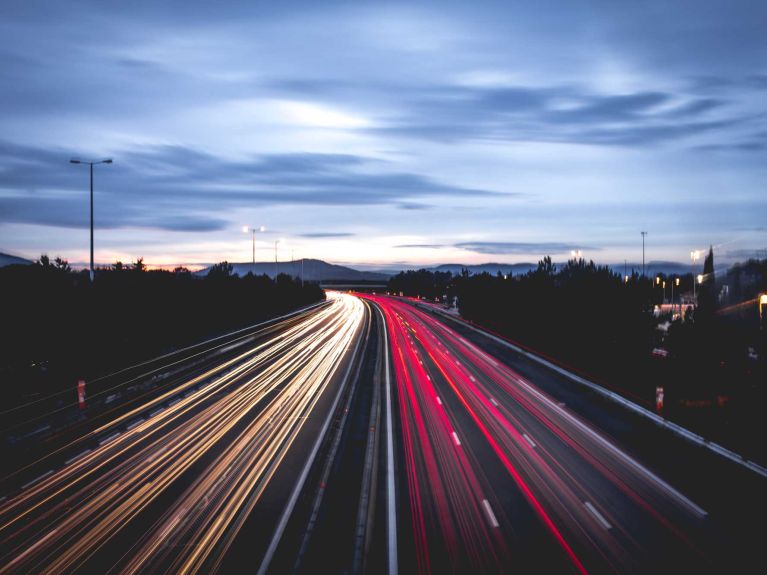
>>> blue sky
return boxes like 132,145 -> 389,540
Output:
1,0 -> 765,269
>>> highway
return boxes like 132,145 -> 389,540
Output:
0,290 -> 762,574
0,292 -> 368,574
362,294 -> 726,574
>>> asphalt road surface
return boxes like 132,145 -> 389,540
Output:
1,291 -> 763,574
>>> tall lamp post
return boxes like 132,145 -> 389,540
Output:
70,158 -> 113,282
242,225 -> 265,275
690,250 -> 701,304
274,239 -> 282,279
641,231 -> 648,277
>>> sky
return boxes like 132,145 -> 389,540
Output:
1,0 -> 765,270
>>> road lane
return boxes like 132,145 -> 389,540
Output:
363,294 -> 717,574
0,292 -> 366,575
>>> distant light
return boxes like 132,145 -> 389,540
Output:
656,276 -> 660,285
242,225 -> 249,233
624,275 -> 629,283
697,274 -> 704,284
259,226 -> 266,232
760,294 -> 767,305
675,278 -> 680,286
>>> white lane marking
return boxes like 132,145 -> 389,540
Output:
258,300 -> 379,575
126,419 -> 145,431
440,309 -> 766,483
436,396 -> 443,405
489,397 -> 499,407
22,470 -> 53,490
522,433 -> 537,448
381,307 -> 399,575
584,501 -> 612,530
482,499 -> 500,528
148,407 -> 164,417
515,377 -> 708,517
452,431 -> 461,446
99,432 -> 120,446
456,360 -> 461,366
426,375 -> 431,381
65,449 -> 92,465
469,375 -> 476,382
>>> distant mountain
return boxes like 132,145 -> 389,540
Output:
197,258 -> 389,282
0,252 -> 33,267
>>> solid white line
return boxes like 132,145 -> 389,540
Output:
64,449 -> 92,465
584,501 -> 612,530
436,396 -> 443,405
452,431 -> 461,446
489,397 -> 499,407
482,499 -> 500,528
257,300 -> 379,575
522,433 -> 537,448
126,419 -> 145,431
469,375 -> 476,382
380,307 -> 398,575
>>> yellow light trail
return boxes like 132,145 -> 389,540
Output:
0,292 -> 365,575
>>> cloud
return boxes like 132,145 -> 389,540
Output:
298,232 -> 356,238
455,241 -> 599,255
395,244 -> 446,249
0,140 -> 494,231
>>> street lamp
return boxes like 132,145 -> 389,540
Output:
274,238 -> 283,278
70,158 -> 113,282
641,231 -> 648,277
690,250 -> 701,304
242,225 -> 265,275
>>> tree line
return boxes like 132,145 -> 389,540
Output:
0,257 -> 325,406
388,254 -> 767,461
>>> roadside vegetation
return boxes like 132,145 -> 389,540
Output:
0,257 -> 324,409
389,254 -> 767,462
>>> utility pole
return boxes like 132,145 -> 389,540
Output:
641,231 -> 648,278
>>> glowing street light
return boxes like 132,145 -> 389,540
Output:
70,158 -> 113,282
570,249 -> 582,259
691,250 -> 701,303
242,225 -> 266,275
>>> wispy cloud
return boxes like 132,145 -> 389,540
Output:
455,242 -> 599,255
